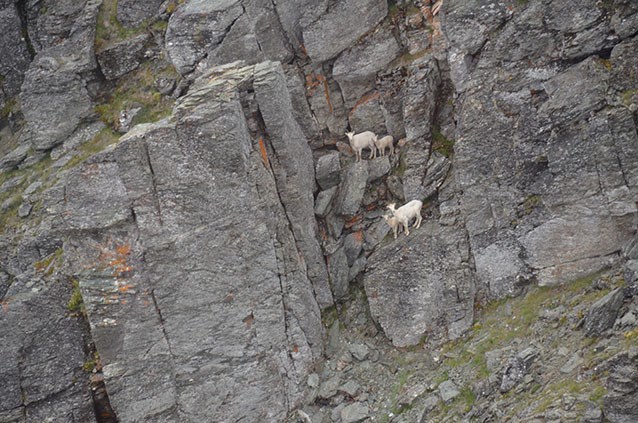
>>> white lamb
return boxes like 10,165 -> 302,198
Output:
387,200 -> 423,236
382,214 -> 403,239
375,135 -> 394,157
346,131 -> 377,162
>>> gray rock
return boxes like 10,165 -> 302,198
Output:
340,402 -> 369,423
326,211 -> 345,239
367,156 -> 391,183
307,373 -> 320,388
315,186 -> 338,218
363,218 -> 390,251
165,0 -> 244,74
23,181 -> 42,196
386,174 -> 404,201
0,144 -> 29,172
318,376 -> 341,400
364,219 -> 475,347
17,202 -> 32,218
166,0 -> 292,75
339,380 -> 361,397
335,161 -> 369,216
438,380 -> 460,403
560,353 -> 584,375
96,33 -> 151,80
117,0 -> 163,27
0,4 -> 31,98
54,62 -> 326,422
348,95 -> 388,138
603,348 -> 638,423
302,0 -> 387,63
343,231 -> 364,266
253,61 -> 334,308
348,256 -> 367,282
328,247 -> 350,301
584,288 -> 625,336
348,343 -> 370,361
500,347 -> 539,393
316,152 -> 342,190
333,25 -> 401,107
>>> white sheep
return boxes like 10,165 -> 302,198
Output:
382,214 -> 403,239
346,131 -> 377,162
375,135 -> 394,157
387,200 -> 423,236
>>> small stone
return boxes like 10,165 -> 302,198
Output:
339,380 -> 360,397
331,403 -> 346,422
343,231 -> 364,266
315,187 -> 338,217
560,353 -> 583,374
584,288 -> 624,336
316,152 -> 342,190
438,380 -> 460,403
318,376 -> 341,400
23,181 -> 42,196
307,373 -> 320,388
18,202 -> 32,218
348,343 -> 370,361
340,402 -> 369,423
386,175 -> 405,200
348,256 -> 367,282
367,156 -> 391,182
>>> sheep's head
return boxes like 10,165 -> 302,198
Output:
386,203 -> 396,212
345,131 -> 354,141
382,214 -> 393,223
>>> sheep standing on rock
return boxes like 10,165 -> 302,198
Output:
387,200 -> 423,237
346,131 -> 377,162
375,135 -> 394,157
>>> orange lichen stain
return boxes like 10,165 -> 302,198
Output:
352,231 -> 364,243
117,284 -> 134,293
344,215 -> 363,229
258,137 -> 270,168
317,74 -> 334,114
243,312 -> 255,329
115,244 -> 131,256
1,299 -> 9,313
292,344 -> 299,353
349,92 -> 381,116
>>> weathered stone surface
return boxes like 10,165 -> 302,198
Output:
0,144 -> 29,172
348,95 -> 388,138
335,161 -> 369,216
316,152 -> 341,190
343,231 -> 364,266
500,347 -> 538,393
445,0 -> 638,293
54,63 -> 326,422
0,4 -> 31,98
401,54 -> 440,201
19,0 -> 100,151
328,246 -> 350,301
340,402 -> 369,423
364,220 -> 475,347
439,380 -> 460,403
117,0 -> 163,28
166,0 -> 292,75
584,288 -> 625,336
166,0 -> 244,74
333,25 -> 401,107
0,275 -> 94,421
367,156 -> 391,182
315,186 -> 337,218
97,33 -> 151,80
253,61 -> 333,308
603,348 -> 638,423
302,0 -> 387,63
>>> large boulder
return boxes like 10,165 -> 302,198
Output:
302,0 -> 388,63
53,62 -> 327,421
444,0 -> 638,295
364,209 -> 475,347
0,4 -> 31,98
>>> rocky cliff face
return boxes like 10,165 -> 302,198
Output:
1,0 -> 637,421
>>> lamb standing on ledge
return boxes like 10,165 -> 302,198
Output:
382,214 -> 403,239
375,135 -> 394,157
346,131 -> 377,162
387,200 -> 423,237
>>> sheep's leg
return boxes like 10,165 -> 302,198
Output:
403,220 -> 410,236
415,214 -> 422,228
369,147 -> 375,160
393,226 -> 398,239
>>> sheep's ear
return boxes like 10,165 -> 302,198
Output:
387,203 -> 395,209
345,131 -> 353,137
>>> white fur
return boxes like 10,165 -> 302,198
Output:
382,214 -> 403,239
375,135 -> 394,157
346,131 -> 377,162
387,200 -> 423,236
